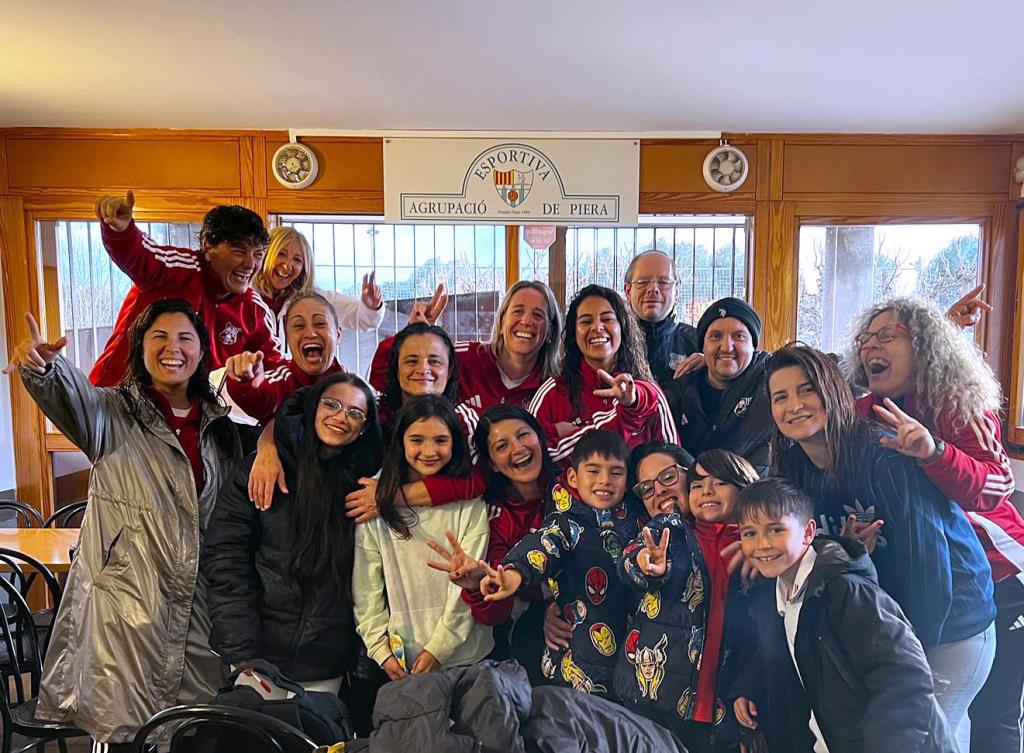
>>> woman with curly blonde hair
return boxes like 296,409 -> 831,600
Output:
847,296 -> 1024,753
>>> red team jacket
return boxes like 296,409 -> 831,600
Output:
227,361 -> 346,426
89,221 -> 285,386
370,337 -> 546,410
858,393 -> 1024,583
528,361 -> 679,466
461,494 -> 545,626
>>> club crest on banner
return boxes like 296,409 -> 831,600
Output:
493,168 -> 534,208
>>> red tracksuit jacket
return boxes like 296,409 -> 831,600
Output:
89,221 -> 285,386
461,493 -> 545,626
370,337 -> 546,410
858,393 -> 1024,583
227,360 -> 345,426
527,361 -> 679,467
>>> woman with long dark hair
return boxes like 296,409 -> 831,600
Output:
5,299 -> 240,751
427,405 -> 557,670
528,284 -> 677,467
203,372 -> 382,693
354,395 -> 492,679
767,343 -> 996,746
848,297 -> 1024,753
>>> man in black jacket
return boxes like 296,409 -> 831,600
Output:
663,296 -> 772,475
732,478 -> 956,753
623,251 -> 700,391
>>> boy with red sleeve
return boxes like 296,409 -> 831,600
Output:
89,192 -> 284,386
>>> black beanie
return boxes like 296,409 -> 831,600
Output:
696,297 -> 762,349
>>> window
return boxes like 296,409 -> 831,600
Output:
521,215 -> 750,322
797,224 -> 982,352
41,220 -> 201,375
275,216 -> 507,373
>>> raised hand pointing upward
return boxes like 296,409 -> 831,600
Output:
594,369 -> 637,407
94,191 -> 135,233
3,313 -> 67,375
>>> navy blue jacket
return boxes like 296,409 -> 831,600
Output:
777,426 -> 995,649
503,481 -> 638,698
614,513 -> 753,746
637,314 -> 698,392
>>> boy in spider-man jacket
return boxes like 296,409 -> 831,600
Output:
480,430 -> 638,698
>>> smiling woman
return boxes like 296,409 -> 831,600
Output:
252,227 -> 385,347
4,299 -> 241,746
767,343 -> 997,747
528,284 -> 677,467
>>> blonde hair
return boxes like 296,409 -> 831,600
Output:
844,297 -> 1002,430
253,227 -> 314,301
489,280 -> 564,381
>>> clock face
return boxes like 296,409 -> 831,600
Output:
272,144 -> 318,189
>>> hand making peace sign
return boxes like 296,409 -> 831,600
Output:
3,313 -> 67,375
594,369 -> 637,407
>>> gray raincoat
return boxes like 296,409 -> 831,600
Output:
21,357 -> 238,743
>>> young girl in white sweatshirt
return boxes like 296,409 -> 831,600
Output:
353,394 -> 492,678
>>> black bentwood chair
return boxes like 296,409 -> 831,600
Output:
131,704 -> 319,753
42,502 -> 87,530
0,548 -> 86,753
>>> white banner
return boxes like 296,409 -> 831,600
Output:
384,138 -> 639,225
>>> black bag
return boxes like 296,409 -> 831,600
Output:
192,660 -> 353,752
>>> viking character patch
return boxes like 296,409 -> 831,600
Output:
625,633 -> 669,701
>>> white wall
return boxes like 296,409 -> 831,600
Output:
1011,459 -> 1024,492
0,281 -> 18,493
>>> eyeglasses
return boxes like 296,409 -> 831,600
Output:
854,323 -> 910,349
629,277 -> 676,290
632,464 -> 687,499
319,398 -> 367,423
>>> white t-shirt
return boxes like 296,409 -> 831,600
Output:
776,546 -> 830,753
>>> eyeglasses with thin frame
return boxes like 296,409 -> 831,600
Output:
633,464 -> 687,499
629,277 -> 676,290
319,397 -> 367,424
854,323 -> 911,349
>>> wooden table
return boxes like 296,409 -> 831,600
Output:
0,528 -> 80,572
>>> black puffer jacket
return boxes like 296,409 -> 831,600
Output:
202,389 -> 375,681
637,314 -> 699,391
742,537 -> 956,753
664,349 -> 772,475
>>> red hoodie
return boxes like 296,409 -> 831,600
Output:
527,361 -> 678,467
89,221 -> 285,386
858,392 -> 1024,583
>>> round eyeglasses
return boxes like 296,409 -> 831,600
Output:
632,464 -> 687,499
319,397 -> 367,423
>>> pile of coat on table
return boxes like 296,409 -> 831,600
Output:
344,660 -> 685,753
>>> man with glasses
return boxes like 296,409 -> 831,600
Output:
623,250 -> 701,391
89,191 -> 286,386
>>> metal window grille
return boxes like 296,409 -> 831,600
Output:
531,215 -> 749,322
274,216 -> 507,375
44,220 -> 200,374
796,223 -> 982,352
